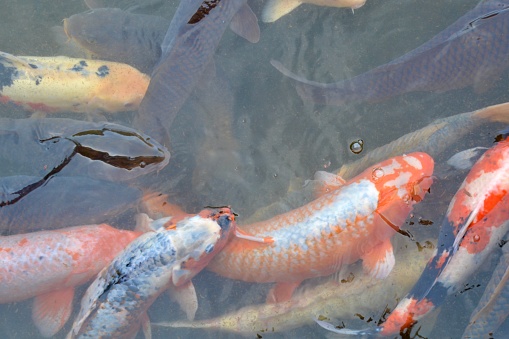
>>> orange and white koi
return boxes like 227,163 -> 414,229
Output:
317,135 -> 509,336
207,152 -> 434,302
262,0 -> 366,23
0,51 -> 149,114
67,207 -> 271,338
0,224 -> 141,337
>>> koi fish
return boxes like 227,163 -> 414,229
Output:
154,238 -> 435,335
208,152 -> 434,303
462,232 -> 509,338
0,52 -> 149,114
262,0 -> 366,23
133,0 -> 258,145
0,224 -> 141,337
317,135 -> 509,336
0,118 -> 169,182
62,8 -> 170,74
67,207 -> 270,338
271,1 -> 509,105
245,102 -> 509,224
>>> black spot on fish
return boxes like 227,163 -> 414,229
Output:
0,62 -> 17,91
28,63 -> 37,69
96,65 -> 109,77
70,64 -> 84,72
80,60 -> 88,67
205,243 -> 214,254
35,76 -> 42,86
188,0 -> 221,24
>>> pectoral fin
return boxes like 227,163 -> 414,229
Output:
141,312 -> 152,339
266,281 -> 301,303
362,239 -> 395,279
230,3 -> 260,43
167,281 -> 198,321
32,287 -> 74,337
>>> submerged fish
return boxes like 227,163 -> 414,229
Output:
262,0 -> 366,23
318,134 -> 509,336
67,208 -> 251,338
463,234 -> 509,338
0,176 -> 141,235
272,1 -> 509,105
62,5 -> 259,74
0,118 -> 169,182
154,239 -> 435,335
0,224 -> 141,337
0,52 -> 149,114
63,8 -> 169,74
133,0 -> 257,145
208,153 -> 434,302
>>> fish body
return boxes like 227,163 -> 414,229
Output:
318,136 -> 509,336
63,8 -> 170,74
208,153 -> 434,302
272,1 -> 509,105
462,232 -> 509,338
0,118 -> 169,182
262,0 -> 366,23
155,239 -> 435,334
133,0 -> 250,145
67,208 -> 237,338
0,52 -> 149,113
0,224 -> 140,337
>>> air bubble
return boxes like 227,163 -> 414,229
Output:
372,167 -> 384,181
140,161 -> 146,168
473,234 -> 480,242
350,139 -> 364,154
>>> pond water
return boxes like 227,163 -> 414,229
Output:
0,0 -> 508,338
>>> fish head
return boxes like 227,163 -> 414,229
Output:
63,9 -> 127,59
171,207 -> 237,286
351,152 -> 434,230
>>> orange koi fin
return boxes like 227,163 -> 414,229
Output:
235,228 -> 274,244
32,287 -> 74,337
266,281 -> 302,303
140,312 -> 152,339
362,238 -> 395,279
140,192 -> 191,222
167,281 -> 198,321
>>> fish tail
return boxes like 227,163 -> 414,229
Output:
473,102 -> 509,123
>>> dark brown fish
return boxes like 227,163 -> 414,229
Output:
272,1 -> 509,105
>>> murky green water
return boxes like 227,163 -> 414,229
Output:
1,0 -> 508,338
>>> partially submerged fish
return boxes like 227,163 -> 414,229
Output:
262,0 -> 366,23
0,118 -> 169,182
0,52 -> 149,114
208,153 -> 434,302
318,135 -> 509,336
0,223 -> 141,337
155,239 -> 435,335
134,0 -> 257,145
0,176 -> 141,235
272,1 -> 509,105
67,208 -> 260,338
